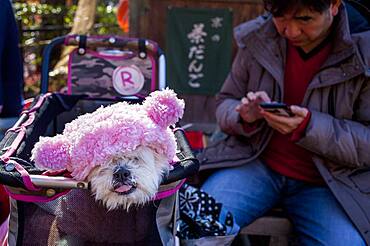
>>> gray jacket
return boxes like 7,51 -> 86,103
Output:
199,5 -> 370,244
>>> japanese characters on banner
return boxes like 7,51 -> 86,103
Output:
166,8 -> 233,95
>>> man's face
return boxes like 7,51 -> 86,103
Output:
272,2 -> 340,52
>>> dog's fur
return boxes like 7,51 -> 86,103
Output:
31,89 -> 184,210
88,146 -> 170,210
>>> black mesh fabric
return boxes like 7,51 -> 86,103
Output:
18,190 -> 162,245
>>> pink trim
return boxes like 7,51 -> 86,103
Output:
148,55 -> 157,91
5,160 -> 40,191
21,93 -> 51,115
4,186 -> 70,203
154,179 -> 186,200
15,168 -> 39,191
21,112 -> 35,128
0,129 -> 25,162
1,109 -> 38,162
6,177 -> 183,203
67,49 -> 75,94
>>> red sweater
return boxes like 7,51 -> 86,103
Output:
262,41 -> 332,184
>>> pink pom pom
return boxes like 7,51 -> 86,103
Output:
143,88 -> 185,128
31,135 -> 71,170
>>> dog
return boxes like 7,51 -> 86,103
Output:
31,89 -> 184,210
88,146 -> 169,210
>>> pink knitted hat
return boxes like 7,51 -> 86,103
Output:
31,89 -> 185,180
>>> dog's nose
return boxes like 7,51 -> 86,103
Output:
113,166 -> 131,181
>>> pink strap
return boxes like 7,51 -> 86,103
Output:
21,93 -> 51,115
1,113 -> 35,162
154,179 -> 186,200
0,128 -> 25,163
1,94 -> 50,162
4,186 -> 69,203
6,160 -> 40,191
149,54 -> 157,91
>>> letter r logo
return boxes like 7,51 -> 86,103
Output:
113,65 -> 145,95
120,71 -> 135,86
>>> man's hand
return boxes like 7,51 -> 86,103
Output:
261,105 -> 309,134
235,91 -> 271,123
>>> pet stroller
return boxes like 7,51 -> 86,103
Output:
0,35 -> 199,245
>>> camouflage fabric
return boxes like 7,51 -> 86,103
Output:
68,49 -> 155,98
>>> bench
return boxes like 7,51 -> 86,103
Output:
239,214 -> 293,246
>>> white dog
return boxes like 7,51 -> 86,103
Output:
88,146 -> 169,210
31,89 -> 184,210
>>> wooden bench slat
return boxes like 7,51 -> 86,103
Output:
239,216 -> 292,236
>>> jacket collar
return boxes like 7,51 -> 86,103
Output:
254,4 -> 356,64
322,4 -> 356,68
331,4 -> 354,53
237,4 -> 367,89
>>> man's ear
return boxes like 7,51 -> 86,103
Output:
330,0 -> 342,16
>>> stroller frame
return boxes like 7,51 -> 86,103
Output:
0,35 -> 199,245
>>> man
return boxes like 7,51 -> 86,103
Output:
0,0 -> 24,139
200,0 -> 370,244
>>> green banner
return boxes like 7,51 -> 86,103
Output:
166,7 -> 233,95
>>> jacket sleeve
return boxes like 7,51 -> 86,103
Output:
297,79 -> 370,168
215,48 -> 265,137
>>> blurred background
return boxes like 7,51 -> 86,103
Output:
14,0 -> 122,98
13,0 -> 265,127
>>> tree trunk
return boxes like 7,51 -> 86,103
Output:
69,0 -> 97,35
54,0 -> 97,70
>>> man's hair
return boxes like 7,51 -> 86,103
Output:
264,0 -> 335,16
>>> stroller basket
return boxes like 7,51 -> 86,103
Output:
0,35 -> 199,245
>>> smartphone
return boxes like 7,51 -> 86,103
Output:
259,102 -> 294,117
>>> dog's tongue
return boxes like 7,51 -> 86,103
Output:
115,185 -> 132,193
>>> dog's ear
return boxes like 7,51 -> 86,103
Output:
143,88 -> 185,128
31,135 -> 71,171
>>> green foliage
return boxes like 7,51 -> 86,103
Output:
13,2 -> 121,98
14,2 -> 119,34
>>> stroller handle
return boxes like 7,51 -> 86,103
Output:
30,175 -> 89,189
27,128 -> 199,189
162,128 -> 200,185
40,35 -> 166,93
